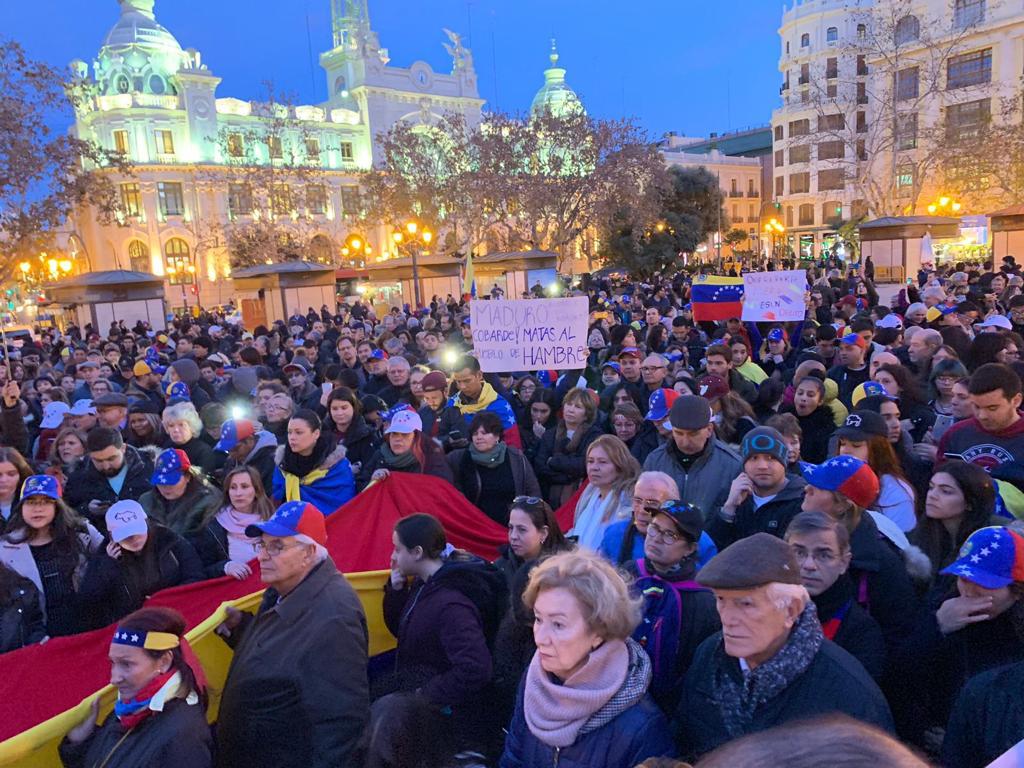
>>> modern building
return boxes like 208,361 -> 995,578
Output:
61,0 -> 484,309
772,0 -> 1024,261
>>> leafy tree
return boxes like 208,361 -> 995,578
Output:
723,227 -> 749,249
0,40 -> 129,278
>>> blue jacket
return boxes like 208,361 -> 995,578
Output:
598,520 -> 718,569
500,688 -> 675,768
271,443 -> 356,515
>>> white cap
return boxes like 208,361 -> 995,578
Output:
40,401 -> 70,429
385,409 -> 423,435
106,500 -> 148,543
876,314 -> 903,330
976,315 -> 1012,330
68,399 -> 97,416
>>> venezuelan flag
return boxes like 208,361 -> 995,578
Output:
462,251 -> 477,299
691,276 -> 744,321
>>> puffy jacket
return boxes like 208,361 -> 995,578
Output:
78,523 -> 204,628
642,438 -> 742,522
220,430 -> 277,493
0,573 -> 45,653
706,474 -> 807,550
64,446 -> 155,535
139,475 -> 222,538
534,422 -> 605,488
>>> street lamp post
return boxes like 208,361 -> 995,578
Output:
166,253 -> 197,315
394,220 -> 433,309
763,218 -> 786,266
926,196 -> 963,216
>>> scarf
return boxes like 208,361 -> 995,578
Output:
469,442 -> 507,468
380,443 -> 420,471
712,602 -> 824,738
114,669 -> 177,730
281,434 -> 335,502
215,507 -> 263,538
454,381 -> 499,415
524,638 -> 629,748
556,417 -> 595,455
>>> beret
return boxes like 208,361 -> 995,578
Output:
697,533 -> 802,589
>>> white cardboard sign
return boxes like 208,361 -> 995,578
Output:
741,270 -> 807,322
470,297 -> 589,372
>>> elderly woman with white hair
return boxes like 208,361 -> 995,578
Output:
675,533 -> 894,761
163,401 -> 219,476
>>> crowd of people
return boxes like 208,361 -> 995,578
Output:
2,255 -> 1024,767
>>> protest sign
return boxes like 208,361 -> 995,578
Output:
741,270 -> 807,322
470,296 -> 589,372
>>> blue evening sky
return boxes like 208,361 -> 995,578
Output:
6,0 -> 781,140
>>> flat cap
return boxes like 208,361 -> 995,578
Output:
697,533 -> 802,589
94,393 -> 129,408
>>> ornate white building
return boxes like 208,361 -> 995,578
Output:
64,0 -> 485,308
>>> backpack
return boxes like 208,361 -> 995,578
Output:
632,559 -> 708,698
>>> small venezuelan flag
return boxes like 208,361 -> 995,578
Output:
691,276 -> 744,322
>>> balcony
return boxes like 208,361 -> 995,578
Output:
747,190 -> 759,197
798,76 -> 810,85
729,190 -> 744,197
826,69 -> 838,79
857,95 -> 869,104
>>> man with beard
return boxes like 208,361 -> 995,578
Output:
63,427 -> 155,536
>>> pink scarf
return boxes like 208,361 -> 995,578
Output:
215,507 -> 262,540
524,639 -> 629,748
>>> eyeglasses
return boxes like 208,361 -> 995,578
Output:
512,495 -> 543,506
646,522 -> 683,544
254,541 -> 303,558
791,546 -> 839,565
641,366 -> 667,373
632,497 -> 663,509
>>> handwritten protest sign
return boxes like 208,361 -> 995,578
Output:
470,297 -> 589,372
741,270 -> 807,322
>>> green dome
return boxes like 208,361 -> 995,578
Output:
95,0 -> 187,97
530,41 -> 584,118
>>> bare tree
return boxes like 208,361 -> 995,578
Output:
0,40 -> 130,279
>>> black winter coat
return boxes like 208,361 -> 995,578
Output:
534,422 -> 604,488
706,474 -> 807,550
59,696 -> 212,768
780,403 -> 835,464
627,422 -> 662,465
0,574 -> 45,653
675,633 -> 894,759
448,446 -> 541,526
813,575 -> 887,681
188,518 -> 255,580
943,660 -> 1024,768
78,524 -> 204,629
216,558 -> 369,768
175,436 -> 220,477
330,415 -> 380,474
64,446 -> 155,536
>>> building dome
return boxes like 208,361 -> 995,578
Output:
95,0 -> 188,97
530,40 -> 584,118
102,0 -> 183,55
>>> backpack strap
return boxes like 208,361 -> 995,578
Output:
635,558 -> 649,578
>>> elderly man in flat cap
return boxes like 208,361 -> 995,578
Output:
674,533 -> 893,760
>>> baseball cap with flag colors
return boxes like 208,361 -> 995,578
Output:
216,419 -> 257,452
151,448 -> 191,486
20,475 -> 60,501
941,527 -> 1024,589
245,501 -> 327,546
799,455 -> 880,509
646,389 -> 680,423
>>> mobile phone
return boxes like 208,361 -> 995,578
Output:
322,382 -> 332,395
932,414 -> 955,441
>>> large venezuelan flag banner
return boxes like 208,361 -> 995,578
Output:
0,474 -> 586,768
691,275 -> 744,322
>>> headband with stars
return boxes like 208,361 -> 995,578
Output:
112,629 -> 180,651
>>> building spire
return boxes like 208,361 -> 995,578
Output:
549,38 -> 559,67
119,0 -> 155,18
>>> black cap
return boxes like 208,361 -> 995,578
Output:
697,533 -> 803,589
655,500 -> 704,543
834,410 -> 887,442
128,399 -> 162,415
668,395 -> 712,430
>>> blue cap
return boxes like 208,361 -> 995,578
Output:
767,328 -> 786,343
151,448 -> 191,486
166,382 -> 190,403
215,419 -> 257,452
245,501 -> 327,545
369,349 -> 389,361
600,361 -> 621,373
646,388 -> 680,422
21,474 -> 60,501
381,403 -> 415,424
940,527 -> 1024,589
799,455 -> 879,509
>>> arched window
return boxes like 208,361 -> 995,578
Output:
798,204 -> 815,226
114,73 -> 130,94
309,235 -> 334,264
334,76 -> 347,96
148,74 -> 166,95
785,205 -> 794,227
894,15 -> 920,45
823,201 -> 843,223
127,240 -> 150,273
857,24 -> 867,39
826,27 -> 838,43
164,238 -> 190,258
800,33 -> 810,48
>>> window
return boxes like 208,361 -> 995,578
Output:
857,55 -> 868,76
857,139 -> 867,160
827,83 -> 838,98
946,98 -> 991,141
271,185 -> 292,215
164,238 -> 190,264
227,133 -> 244,158
826,57 -> 838,79
748,178 -> 756,195
818,113 -> 845,131
774,125 -> 784,141
896,67 -> 919,101
947,49 -> 992,90
775,176 -> 785,196
857,81 -> 868,104
798,204 -> 815,225
786,205 -> 794,227
306,138 -> 321,162
895,15 -> 920,45
789,145 -> 810,164
730,178 -> 739,194
307,184 -> 328,214
897,112 -> 918,150
309,235 -> 334,263
112,130 -> 129,155
857,24 -> 867,40
786,41 -> 791,55
789,119 -> 810,137
818,140 -> 846,160
954,0 -> 985,30
826,27 -> 838,43
799,63 -> 810,85
268,136 -> 283,160
896,165 -> 915,193
340,141 -> 355,162
334,75 -> 347,96
775,149 -> 784,168
340,185 -> 361,215
157,182 -> 184,216
818,168 -> 845,191
823,201 -> 844,222
789,172 -> 810,194
149,75 -> 166,95
748,204 -> 756,221
800,33 -> 810,48
119,183 -> 142,218
732,205 -> 740,221
127,240 -> 150,273
944,156 -> 993,192
154,130 -> 174,155
228,183 -> 253,216
856,111 -> 867,133
114,73 -> 131,94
